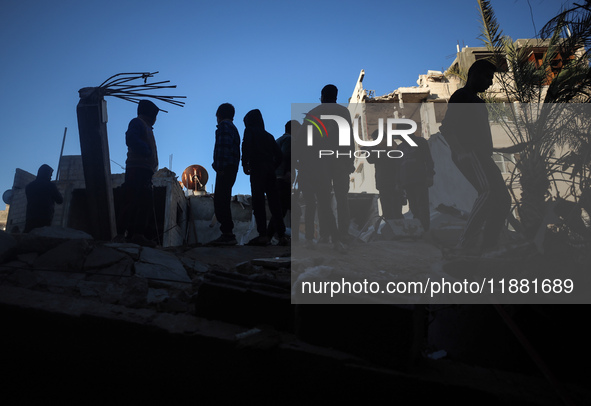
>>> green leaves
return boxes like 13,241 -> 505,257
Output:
475,0 -> 591,234
477,0 -> 506,70
477,0 -> 502,50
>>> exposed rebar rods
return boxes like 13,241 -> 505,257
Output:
97,71 -> 186,112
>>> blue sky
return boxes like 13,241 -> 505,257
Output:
0,0 -> 573,199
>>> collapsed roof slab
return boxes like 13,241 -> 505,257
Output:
370,88 -> 430,104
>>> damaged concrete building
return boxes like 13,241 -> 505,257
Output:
347,39 -> 581,220
1,48 -> 590,405
0,205 -> 8,231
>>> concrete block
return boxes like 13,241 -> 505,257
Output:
135,247 -> 192,287
180,256 -> 209,274
84,245 -> 127,269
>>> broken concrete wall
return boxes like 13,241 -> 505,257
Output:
187,194 -> 256,245
350,158 -> 377,194
5,168 -> 37,233
417,71 -> 460,99
57,155 -> 86,185
153,169 -> 187,247
7,156 -> 188,247
427,133 -> 477,214
0,205 -> 8,231
54,156 -> 87,229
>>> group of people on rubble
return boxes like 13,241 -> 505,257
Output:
208,104 -> 291,247
25,59 -> 511,257
294,84 -> 435,254
114,100 -> 295,248
291,61 -> 511,258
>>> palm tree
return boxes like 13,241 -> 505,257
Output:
542,1 -> 591,226
476,0 -> 591,239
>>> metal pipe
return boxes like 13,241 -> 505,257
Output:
55,127 -> 67,180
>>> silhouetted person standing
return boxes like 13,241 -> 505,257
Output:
116,99 -> 159,247
242,109 -> 287,245
440,59 -> 511,254
306,85 -> 354,246
268,119 -> 300,239
25,164 -> 63,232
210,103 -> 240,246
398,133 -> 435,231
297,85 -> 349,252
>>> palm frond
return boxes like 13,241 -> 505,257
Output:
477,0 -> 503,50
477,0 -> 507,72
540,0 -> 591,59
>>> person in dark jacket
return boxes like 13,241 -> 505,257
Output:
242,109 -> 287,246
116,99 -> 159,247
268,120 -> 300,238
297,84 -> 352,252
25,164 -> 63,232
398,133 -> 435,231
210,103 -> 240,246
314,85 -> 354,243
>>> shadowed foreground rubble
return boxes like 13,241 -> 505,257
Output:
0,226 -> 589,404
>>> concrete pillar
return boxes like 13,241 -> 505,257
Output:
420,102 -> 437,139
76,87 -> 116,240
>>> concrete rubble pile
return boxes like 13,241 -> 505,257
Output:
0,226 -> 290,317
1,226 -> 589,405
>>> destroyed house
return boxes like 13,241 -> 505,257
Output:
4,156 -> 262,246
347,39 -> 584,215
4,156 -> 187,246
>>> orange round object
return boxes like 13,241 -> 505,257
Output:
181,165 -> 209,191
